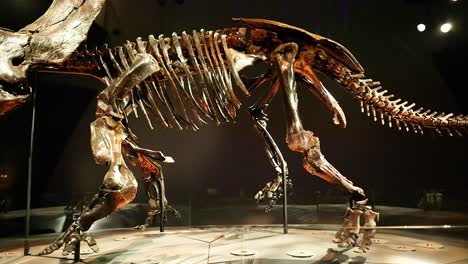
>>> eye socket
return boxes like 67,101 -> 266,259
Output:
11,56 -> 25,66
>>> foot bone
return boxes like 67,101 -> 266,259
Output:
38,222 -> 99,256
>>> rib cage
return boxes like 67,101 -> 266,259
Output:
65,28 -> 252,131
62,25 -> 468,136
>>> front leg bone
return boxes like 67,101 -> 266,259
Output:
135,177 -> 181,231
124,140 -> 180,231
39,193 -> 103,256
254,175 -> 282,201
39,52 -> 162,255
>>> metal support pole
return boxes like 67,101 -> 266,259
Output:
159,206 -> 165,232
72,212 -> 81,262
24,74 -> 37,256
250,112 -> 288,234
282,171 -> 288,234
158,178 -> 165,233
159,215 -> 165,232
74,241 -> 81,263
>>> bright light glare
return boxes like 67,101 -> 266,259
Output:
440,23 -> 453,33
417,24 -> 426,32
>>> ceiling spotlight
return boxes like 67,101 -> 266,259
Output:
440,23 -> 453,33
417,24 -> 426,32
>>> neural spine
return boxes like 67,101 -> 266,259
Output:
64,28 -> 262,131
340,72 -> 468,135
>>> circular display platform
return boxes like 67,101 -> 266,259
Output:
388,244 -> 417,252
230,249 -> 256,256
416,241 -> 444,249
286,250 -> 315,258
0,225 -> 466,264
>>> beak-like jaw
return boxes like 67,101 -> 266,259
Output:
0,81 -> 30,116
0,30 -> 31,116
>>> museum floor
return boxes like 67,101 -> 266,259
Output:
1,225 -> 468,264
1,203 -> 468,263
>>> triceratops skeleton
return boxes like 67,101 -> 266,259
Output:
0,0 -> 466,256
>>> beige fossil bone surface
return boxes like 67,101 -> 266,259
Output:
0,0 -> 106,115
0,1 -> 465,255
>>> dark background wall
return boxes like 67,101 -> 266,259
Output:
0,0 -> 467,211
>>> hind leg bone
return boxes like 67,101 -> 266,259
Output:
272,42 -> 373,248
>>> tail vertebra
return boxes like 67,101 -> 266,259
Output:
340,74 -> 468,136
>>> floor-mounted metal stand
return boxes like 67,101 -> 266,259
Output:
24,74 -> 38,256
74,242 -> 81,263
159,178 -> 165,233
282,172 -> 288,234
73,213 -> 81,263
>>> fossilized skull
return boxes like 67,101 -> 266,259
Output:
0,29 -> 29,84
0,0 -> 106,115
0,29 -> 31,114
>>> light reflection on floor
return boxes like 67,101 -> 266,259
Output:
1,225 -> 467,264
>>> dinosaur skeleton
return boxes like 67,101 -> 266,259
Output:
0,0 -> 467,256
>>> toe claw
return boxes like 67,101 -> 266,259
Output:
134,224 -> 147,231
172,210 -> 182,219
62,233 -> 80,255
83,233 -> 99,253
256,177 -> 292,211
90,244 -> 100,253
255,190 -> 264,202
163,155 -> 175,163
38,222 -> 99,256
